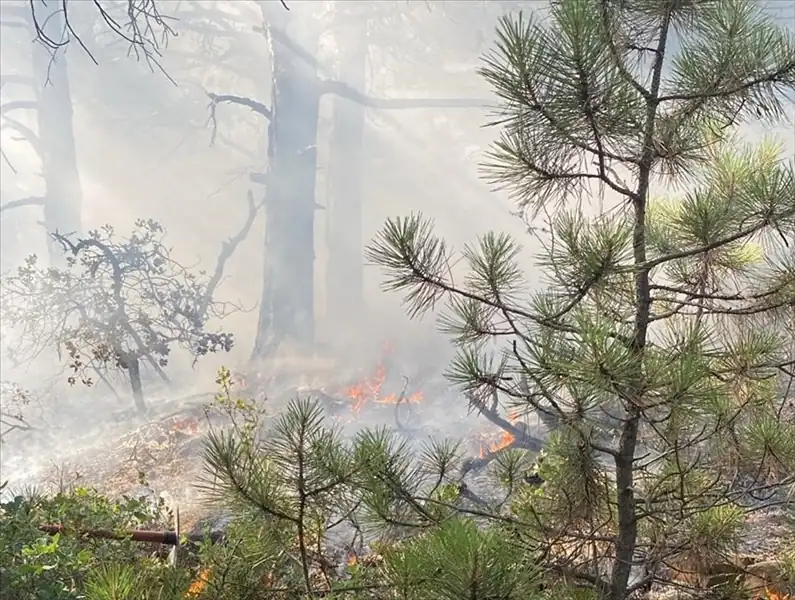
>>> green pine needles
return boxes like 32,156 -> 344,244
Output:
3,2 -> 793,600
363,0 -> 795,599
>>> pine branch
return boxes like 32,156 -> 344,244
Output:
640,210 -> 795,272
658,59 -> 795,103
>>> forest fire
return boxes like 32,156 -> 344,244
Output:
342,361 -> 386,413
479,430 -> 516,457
340,358 -> 423,416
335,353 -> 530,463
478,410 -> 520,457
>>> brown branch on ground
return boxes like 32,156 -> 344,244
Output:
459,441 -> 523,478
454,387 -> 546,478
467,389 -> 545,451
393,377 -> 421,432
456,481 -> 491,507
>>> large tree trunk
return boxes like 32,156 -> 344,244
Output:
29,4 -> 83,265
325,14 -> 368,333
252,14 -> 321,359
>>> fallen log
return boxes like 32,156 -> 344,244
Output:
38,524 -> 224,546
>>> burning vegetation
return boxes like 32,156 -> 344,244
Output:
2,1 -> 794,600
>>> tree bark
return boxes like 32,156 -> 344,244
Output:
252,14 -> 321,360
127,356 -> 147,415
608,9 -> 672,600
29,3 -> 83,265
326,15 -> 368,332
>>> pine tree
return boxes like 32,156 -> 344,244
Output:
201,368 -> 552,599
199,2 -> 794,599
364,1 -> 795,599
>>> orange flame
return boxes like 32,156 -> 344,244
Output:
341,355 -> 424,415
347,553 -> 358,567
479,431 -> 515,458
185,568 -> 210,597
377,391 -> 424,405
343,361 -> 386,413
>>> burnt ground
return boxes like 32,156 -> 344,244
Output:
1,374 -> 519,532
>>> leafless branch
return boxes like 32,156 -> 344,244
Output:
0,100 -> 37,115
1,116 -> 44,157
205,92 -> 271,146
1,147 -> 18,173
468,389 -> 544,451
197,190 -> 261,321
0,196 -> 46,214
28,0 -> 178,76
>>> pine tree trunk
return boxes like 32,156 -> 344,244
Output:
252,22 -> 321,360
326,17 -> 367,333
29,4 -> 83,265
608,11 -> 672,599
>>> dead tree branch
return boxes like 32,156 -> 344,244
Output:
1,116 -> 44,157
0,147 -> 16,173
0,196 -> 46,214
468,390 -> 545,451
0,100 -> 37,115
28,0 -> 178,74
206,93 -> 272,146
207,93 -> 272,120
0,412 -> 35,439
197,190 -> 261,320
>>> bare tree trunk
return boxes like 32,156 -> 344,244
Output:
127,356 -> 147,416
252,13 -> 321,360
326,14 -> 368,334
29,4 -> 83,265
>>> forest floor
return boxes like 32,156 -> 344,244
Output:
4,376 -> 792,600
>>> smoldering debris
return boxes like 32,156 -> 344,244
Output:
0,343 -> 553,541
